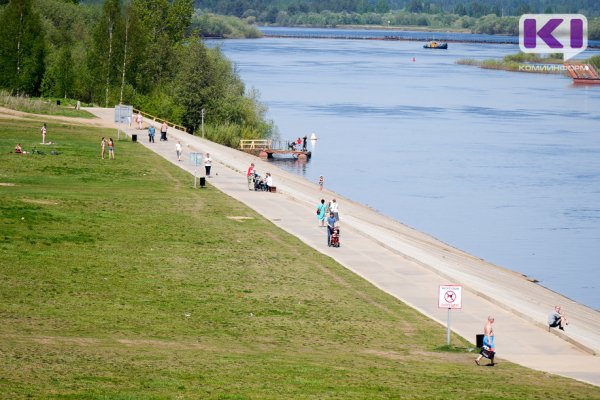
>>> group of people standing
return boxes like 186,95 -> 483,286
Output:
317,198 -> 339,227
246,162 -> 273,191
100,137 -> 115,160
317,198 -> 340,246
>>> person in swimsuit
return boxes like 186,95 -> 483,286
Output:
41,123 -> 47,144
108,138 -> 115,160
101,137 -> 106,159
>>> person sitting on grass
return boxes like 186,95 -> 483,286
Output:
548,305 -> 568,331
15,144 -> 23,154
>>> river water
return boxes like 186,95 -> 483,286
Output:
207,28 -> 600,310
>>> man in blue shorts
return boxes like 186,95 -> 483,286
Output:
475,316 -> 495,366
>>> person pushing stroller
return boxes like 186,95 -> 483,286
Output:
327,212 -> 340,247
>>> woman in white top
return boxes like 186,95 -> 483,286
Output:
204,153 -> 212,177
175,141 -> 182,161
265,173 -> 273,191
330,198 -> 339,223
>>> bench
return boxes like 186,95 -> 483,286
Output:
268,186 -> 277,193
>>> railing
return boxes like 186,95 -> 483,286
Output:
133,108 -> 187,133
239,139 -> 272,150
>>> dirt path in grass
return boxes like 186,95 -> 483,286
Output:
0,106 -> 114,128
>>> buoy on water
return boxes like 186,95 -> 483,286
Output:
310,132 -> 317,140
412,57 -> 416,62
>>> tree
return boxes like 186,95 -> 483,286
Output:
454,3 -> 467,15
0,0 -> 46,95
167,0 -> 194,42
41,47 -> 74,98
88,0 -> 123,107
174,38 -> 212,131
374,0 -> 390,13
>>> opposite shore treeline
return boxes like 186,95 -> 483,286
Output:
0,0 -> 273,147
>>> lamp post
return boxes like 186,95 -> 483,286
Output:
201,108 -> 205,139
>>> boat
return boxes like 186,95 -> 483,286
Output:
423,41 -> 448,49
564,63 -> 600,84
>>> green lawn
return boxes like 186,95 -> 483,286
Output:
1,117 -> 599,399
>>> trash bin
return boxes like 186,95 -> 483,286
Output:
476,334 -> 484,348
199,177 -> 206,188
56,100 -> 61,106
132,134 -> 137,142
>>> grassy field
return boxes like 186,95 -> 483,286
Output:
0,91 -> 95,119
1,116 -> 599,399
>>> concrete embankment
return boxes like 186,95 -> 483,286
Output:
88,107 -> 600,386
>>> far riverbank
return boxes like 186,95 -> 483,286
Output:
258,26 -> 600,48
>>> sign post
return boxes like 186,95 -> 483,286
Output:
438,285 -> 462,345
190,152 -> 203,188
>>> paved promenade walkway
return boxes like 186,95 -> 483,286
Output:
90,108 -> 600,386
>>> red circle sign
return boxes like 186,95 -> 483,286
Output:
444,291 -> 456,303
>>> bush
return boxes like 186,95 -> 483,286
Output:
590,55 -> 600,71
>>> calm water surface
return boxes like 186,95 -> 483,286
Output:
208,30 -> 600,310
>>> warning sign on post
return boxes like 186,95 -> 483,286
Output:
438,285 -> 462,309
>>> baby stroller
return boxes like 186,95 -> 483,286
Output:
329,227 -> 340,247
253,173 -> 265,191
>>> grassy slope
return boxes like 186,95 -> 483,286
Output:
0,92 -> 95,119
0,117 -> 599,399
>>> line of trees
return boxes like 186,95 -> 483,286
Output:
192,0 -> 600,18
0,0 -> 273,146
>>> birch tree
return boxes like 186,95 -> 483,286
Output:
89,0 -> 123,107
0,0 -> 45,95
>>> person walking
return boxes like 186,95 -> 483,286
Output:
475,316 -> 495,366
108,138 -> 115,160
319,175 -> 324,191
101,137 -> 106,159
175,141 -> 182,161
160,122 -> 168,141
316,199 -> 328,227
148,125 -> 156,143
247,163 -> 255,190
330,198 -> 339,224
136,112 -> 143,129
327,212 -> 336,245
205,153 -> 212,177
41,123 -> 47,144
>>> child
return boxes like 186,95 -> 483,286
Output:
319,175 -> 324,191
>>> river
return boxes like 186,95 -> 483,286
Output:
207,28 -> 600,311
